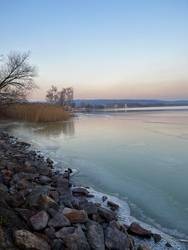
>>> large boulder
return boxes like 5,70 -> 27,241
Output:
14,230 -> 51,250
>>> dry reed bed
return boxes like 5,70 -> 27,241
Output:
0,103 -> 73,123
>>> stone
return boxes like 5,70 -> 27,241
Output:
72,187 -> 89,196
60,194 -> 75,208
36,164 -> 51,175
50,239 -> 63,250
15,179 -> 33,190
104,226 -> 130,250
80,202 -> 98,215
55,227 -> 75,239
6,161 -> 20,173
63,207 -> 88,223
153,233 -> 162,243
49,190 -> 59,197
34,232 -> 51,244
54,176 -> 70,187
47,207 -> 57,218
44,226 -> 56,239
107,200 -> 119,211
39,194 -> 59,211
64,227 -> 90,250
128,222 -> 152,238
137,243 -> 151,250
15,208 -> 36,221
1,169 -> 14,185
13,172 -> 39,182
86,220 -> 105,250
57,186 -> 72,196
102,195 -> 108,202
49,193 -> 59,204
48,212 -> 70,228
165,242 -> 173,247
25,187 -> 49,209
6,191 -> 26,207
39,175 -> 52,185
98,207 -> 117,221
14,230 -> 50,250
29,211 -> 49,230
0,183 -> 8,192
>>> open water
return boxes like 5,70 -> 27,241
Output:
1,106 -> 188,243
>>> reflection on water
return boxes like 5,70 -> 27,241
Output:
33,121 -> 75,137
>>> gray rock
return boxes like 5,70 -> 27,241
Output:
104,226 -> 130,250
86,220 -> 105,250
13,172 -> 39,182
72,187 -> 89,196
39,175 -> 52,185
64,227 -> 90,250
6,191 -> 26,207
14,229 -> 51,250
0,183 -> 8,192
48,212 -> 70,228
102,195 -> 108,202
137,243 -> 151,250
50,239 -> 64,250
7,161 -> 20,173
36,163 -> 51,175
49,193 -> 59,204
53,176 -> 70,187
29,211 -> 49,230
15,179 -> 33,190
25,186 -> 49,209
153,233 -> 162,243
55,226 -> 75,239
44,226 -> 56,239
81,202 -> 98,215
15,208 -> 36,221
98,207 -> 117,221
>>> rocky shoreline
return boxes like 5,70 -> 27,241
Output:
0,131 -> 185,250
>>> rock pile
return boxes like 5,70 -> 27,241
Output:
0,131 -> 181,250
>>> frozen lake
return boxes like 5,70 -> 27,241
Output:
1,106 -> 188,241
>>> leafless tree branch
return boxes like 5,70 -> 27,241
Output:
0,51 -> 38,104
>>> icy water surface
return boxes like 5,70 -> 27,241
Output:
1,106 -> 188,241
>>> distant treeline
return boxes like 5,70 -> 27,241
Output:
75,99 -> 188,109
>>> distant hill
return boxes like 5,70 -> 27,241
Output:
75,99 -> 188,107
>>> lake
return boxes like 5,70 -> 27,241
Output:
1,106 -> 188,241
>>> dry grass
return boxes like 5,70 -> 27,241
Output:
0,103 -> 73,123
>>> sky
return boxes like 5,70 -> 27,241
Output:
0,0 -> 188,101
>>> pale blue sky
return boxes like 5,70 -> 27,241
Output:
1,0 -> 188,100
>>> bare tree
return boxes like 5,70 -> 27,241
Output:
0,51 -> 38,104
46,86 -> 74,108
46,85 -> 60,104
